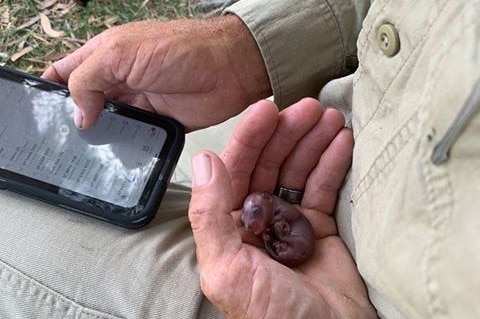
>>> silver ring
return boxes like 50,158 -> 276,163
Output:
274,186 -> 304,204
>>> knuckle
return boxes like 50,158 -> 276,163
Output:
104,37 -> 126,53
67,69 -> 83,93
200,270 -> 231,304
188,201 -> 212,228
188,206 -> 204,222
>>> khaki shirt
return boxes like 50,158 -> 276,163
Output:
229,0 -> 480,318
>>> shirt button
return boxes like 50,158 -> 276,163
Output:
377,23 -> 400,57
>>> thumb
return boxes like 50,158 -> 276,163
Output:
189,151 -> 241,266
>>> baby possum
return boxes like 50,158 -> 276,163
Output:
241,192 -> 315,267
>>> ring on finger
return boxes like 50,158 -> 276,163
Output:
274,185 -> 304,204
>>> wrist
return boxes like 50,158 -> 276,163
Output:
213,14 -> 272,104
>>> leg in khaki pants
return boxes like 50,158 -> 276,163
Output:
0,113 -> 245,319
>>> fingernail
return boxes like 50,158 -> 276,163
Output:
74,106 -> 84,129
192,153 -> 212,187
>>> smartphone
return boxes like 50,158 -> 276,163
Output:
0,66 -> 184,228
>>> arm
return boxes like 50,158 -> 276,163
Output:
43,0 -> 370,131
226,0 -> 372,108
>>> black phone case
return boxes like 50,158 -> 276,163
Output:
0,66 -> 185,228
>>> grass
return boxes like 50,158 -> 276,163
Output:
0,0 -> 198,75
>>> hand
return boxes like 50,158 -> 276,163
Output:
189,98 -> 377,319
42,16 -> 271,131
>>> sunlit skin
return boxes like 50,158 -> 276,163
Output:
189,99 -> 377,319
42,16 -> 270,132
42,14 -> 377,318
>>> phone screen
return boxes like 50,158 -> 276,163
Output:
0,76 -> 167,208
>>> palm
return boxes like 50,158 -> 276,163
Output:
224,228 -> 362,317
190,99 -> 376,318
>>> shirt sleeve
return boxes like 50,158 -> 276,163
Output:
225,0 -> 371,108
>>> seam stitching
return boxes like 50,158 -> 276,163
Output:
351,111 -> 417,203
420,142 -> 454,319
416,5 -> 477,317
0,259 -> 123,319
353,0 -> 450,139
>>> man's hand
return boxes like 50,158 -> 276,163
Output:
42,16 -> 271,131
189,98 -> 377,319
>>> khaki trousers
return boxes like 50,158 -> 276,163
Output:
0,117 -> 243,318
1,1 -> 480,318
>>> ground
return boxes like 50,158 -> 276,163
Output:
0,0 -> 198,74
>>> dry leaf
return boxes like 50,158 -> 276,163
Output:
18,39 -> 27,50
42,51 -> 72,61
104,16 -> 119,28
31,33 -> 50,44
29,67 -> 48,75
39,12 -> 65,38
16,16 -> 40,31
62,40 -> 79,50
1,7 -> 9,25
63,37 -> 86,45
25,58 -> 50,65
141,0 -> 151,9
40,0 -> 59,10
56,3 -> 72,10
10,46 -> 34,62
55,2 -> 77,16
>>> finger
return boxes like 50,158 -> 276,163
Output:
67,45 -> 124,129
301,207 -> 338,239
250,98 -> 324,193
189,151 -> 242,266
41,30 -> 115,130
42,62 -> 67,84
302,128 -> 354,214
220,100 -> 279,208
41,31 -> 108,84
277,108 -> 345,191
